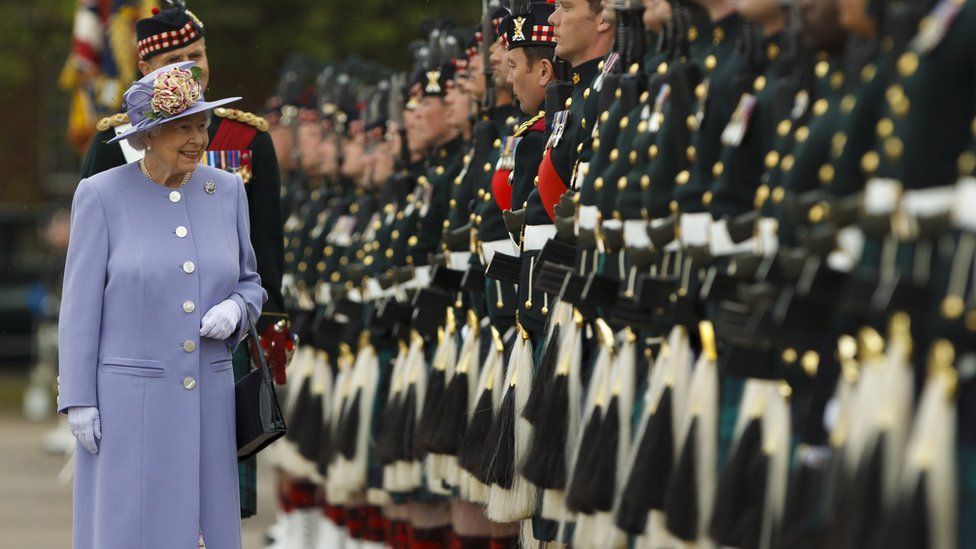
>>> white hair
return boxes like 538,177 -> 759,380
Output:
126,111 -> 213,151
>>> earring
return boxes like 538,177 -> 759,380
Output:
147,145 -> 152,151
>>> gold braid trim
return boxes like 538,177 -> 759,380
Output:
214,108 -> 270,132
513,111 -> 546,138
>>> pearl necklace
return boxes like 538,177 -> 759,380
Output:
139,158 -> 192,189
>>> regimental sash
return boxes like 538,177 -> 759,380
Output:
207,118 -> 259,183
491,136 -> 520,211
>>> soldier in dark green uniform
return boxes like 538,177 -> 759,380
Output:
540,0 -> 614,223
78,6 -> 283,519
759,0 -> 848,250
399,59 -> 467,268
707,0 -> 791,221
501,0 -> 559,341
637,1 -> 709,223
471,11 -> 522,332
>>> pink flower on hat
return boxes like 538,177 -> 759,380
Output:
148,66 -> 202,119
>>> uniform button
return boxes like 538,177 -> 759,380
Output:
183,340 -> 197,353
183,376 -> 196,390
183,261 -> 196,273
182,301 -> 195,313
175,226 -> 188,238
169,191 -> 182,203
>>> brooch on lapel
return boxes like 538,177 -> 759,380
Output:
204,180 -> 216,195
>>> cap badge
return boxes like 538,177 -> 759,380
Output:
513,17 -> 527,42
425,70 -> 442,94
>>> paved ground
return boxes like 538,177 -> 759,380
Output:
0,413 -> 277,548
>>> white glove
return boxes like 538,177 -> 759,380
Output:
200,298 -> 243,340
68,406 -> 101,454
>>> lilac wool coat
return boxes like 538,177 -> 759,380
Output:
58,162 -> 267,549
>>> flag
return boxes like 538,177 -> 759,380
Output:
60,0 -> 157,153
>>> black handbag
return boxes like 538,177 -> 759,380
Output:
236,312 -> 287,461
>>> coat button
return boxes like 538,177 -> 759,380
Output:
176,226 -> 188,238
182,261 -> 196,273
182,301 -> 195,313
183,377 -> 196,390
169,191 -> 182,203
183,340 -> 196,352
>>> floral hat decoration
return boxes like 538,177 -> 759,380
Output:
108,61 -> 240,144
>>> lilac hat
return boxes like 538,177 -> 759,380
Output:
108,61 -> 240,144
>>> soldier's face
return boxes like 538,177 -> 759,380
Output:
490,39 -> 512,89
444,80 -> 472,131
297,121 -> 323,173
465,55 -> 487,101
341,133 -> 367,180
507,49 -> 550,115
318,137 -> 339,177
643,0 -> 672,33
404,107 -> 426,156
799,0 -> 846,51
550,0 -> 603,65
145,111 -> 210,175
736,0 -> 781,25
838,0 -> 876,36
417,96 -> 454,147
140,38 -> 210,91
270,124 -> 296,172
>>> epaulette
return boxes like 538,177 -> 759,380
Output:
214,108 -> 270,132
513,111 -> 546,138
96,113 -> 130,132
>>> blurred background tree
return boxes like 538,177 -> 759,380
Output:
0,0 -> 480,203
0,0 -> 479,371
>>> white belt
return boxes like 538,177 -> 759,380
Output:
282,273 -> 297,297
864,177 -> 902,216
365,278 -> 384,300
403,265 -> 432,290
448,251 -> 472,271
756,217 -> 779,256
316,282 -> 332,305
573,162 -> 590,192
952,177 -> 976,231
577,205 -> 599,231
709,218 -> 754,257
620,219 -> 650,249
523,224 -> 557,251
481,239 -> 517,265
679,212 -> 711,248
901,186 -> 954,218
828,226 -> 864,272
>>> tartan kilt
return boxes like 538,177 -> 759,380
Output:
233,343 -> 258,518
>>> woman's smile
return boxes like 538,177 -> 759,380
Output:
180,149 -> 202,161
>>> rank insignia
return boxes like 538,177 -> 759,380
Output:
204,180 -> 216,195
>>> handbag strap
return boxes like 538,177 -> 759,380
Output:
246,309 -> 273,383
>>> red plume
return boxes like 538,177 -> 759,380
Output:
151,7 -> 160,15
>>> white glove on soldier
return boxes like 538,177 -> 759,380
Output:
68,406 -> 101,454
200,298 -> 243,340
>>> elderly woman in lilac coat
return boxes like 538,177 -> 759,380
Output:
58,62 -> 266,549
